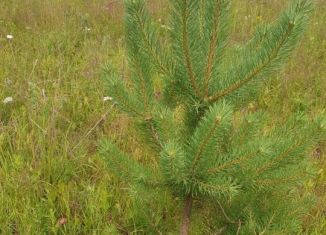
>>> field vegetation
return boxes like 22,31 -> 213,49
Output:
0,0 -> 325,234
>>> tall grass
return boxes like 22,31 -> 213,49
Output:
0,0 -> 325,234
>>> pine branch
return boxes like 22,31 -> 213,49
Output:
207,151 -> 260,175
134,62 -> 151,109
152,106 -> 186,145
103,72 -> 144,117
199,0 -> 206,38
203,0 -> 225,97
99,139 -> 157,185
186,102 -> 233,177
125,0 -> 154,110
159,140 -> 187,187
206,22 -> 295,103
256,173 -> 306,188
259,213 -> 276,235
207,0 -> 312,103
256,141 -> 303,174
190,116 -> 221,174
181,0 -> 201,98
130,0 -> 173,77
191,178 -> 238,198
146,117 -> 164,149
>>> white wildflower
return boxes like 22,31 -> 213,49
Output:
6,34 -> 13,40
3,96 -> 13,104
103,96 -> 113,102
86,27 -> 91,31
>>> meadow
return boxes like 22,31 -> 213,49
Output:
0,0 -> 325,234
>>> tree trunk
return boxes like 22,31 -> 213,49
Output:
180,195 -> 193,235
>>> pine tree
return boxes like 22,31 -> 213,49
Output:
100,0 -> 325,234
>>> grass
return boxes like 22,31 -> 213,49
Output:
0,0 -> 325,234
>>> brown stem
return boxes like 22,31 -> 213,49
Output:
180,195 -> 193,235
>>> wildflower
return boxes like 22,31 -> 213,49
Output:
3,96 -> 13,104
103,96 -> 113,102
6,34 -> 13,40
86,27 -> 91,31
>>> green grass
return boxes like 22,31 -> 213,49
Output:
0,0 -> 325,234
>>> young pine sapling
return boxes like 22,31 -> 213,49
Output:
101,0 -> 324,234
